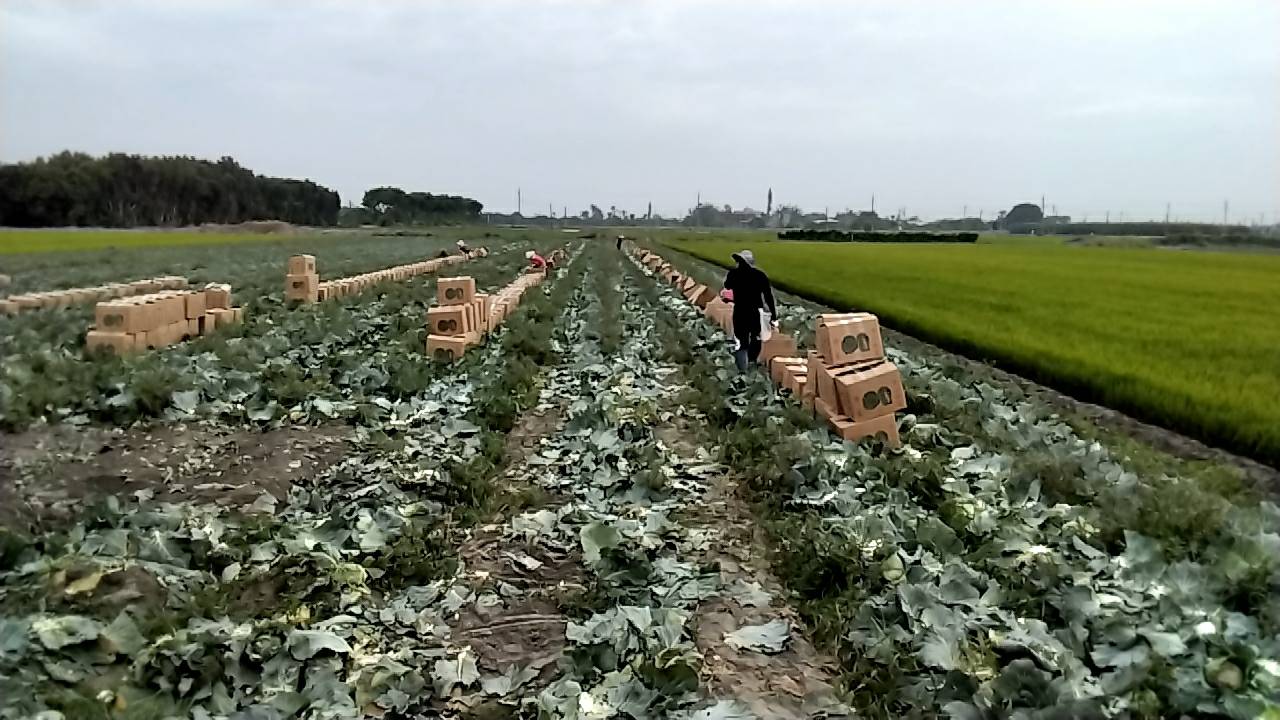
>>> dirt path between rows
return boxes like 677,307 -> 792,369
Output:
0,422 -> 352,531
434,263 -> 847,716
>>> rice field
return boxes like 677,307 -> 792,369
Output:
668,237 -> 1280,466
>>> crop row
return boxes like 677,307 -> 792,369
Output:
629,245 -> 1280,718
0,244 -> 591,718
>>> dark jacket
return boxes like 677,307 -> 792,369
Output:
723,263 -> 776,317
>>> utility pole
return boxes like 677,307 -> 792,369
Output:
871,194 -> 876,214
696,191 -> 701,207
963,205 -> 967,219
517,188 -> 522,216
1041,194 -> 1046,213
1165,202 -> 1171,223
1223,199 -> 1229,225
1105,210 -> 1110,223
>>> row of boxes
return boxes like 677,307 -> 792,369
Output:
285,250 -> 489,304
85,284 -> 243,355
2,276 -> 188,315
634,248 -> 905,448
425,269 -> 548,362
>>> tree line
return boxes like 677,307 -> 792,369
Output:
340,186 -> 484,226
0,151 -> 341,227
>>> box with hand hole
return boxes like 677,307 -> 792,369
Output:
832,361 -> 906,422
427,306 -> 468,335
438,277 -> 476,305
815,313 -> 884,365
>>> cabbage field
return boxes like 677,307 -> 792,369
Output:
668,237 -> 1280,469
0,232 -> 1277,719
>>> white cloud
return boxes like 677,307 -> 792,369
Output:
1,0 -> 1276,221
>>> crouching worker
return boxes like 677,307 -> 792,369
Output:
456,239 -> 471,258
525,250 -> 548,273
547,248 -> 568,269
722,249 -> 778,373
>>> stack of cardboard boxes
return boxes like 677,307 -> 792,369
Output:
425,270 -> 546,362
286,250 -> 489,305
426,277 -> 484,360
797,313 -> 905,447
632,247 -> 906,448
285,255 -> 320,303
3,276 -> 189,315
85,284 -> 243,355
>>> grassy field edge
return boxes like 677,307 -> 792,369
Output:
666,240 -> 1280,469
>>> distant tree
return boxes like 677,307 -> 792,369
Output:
359,187 -> 481,225
580,210 -> 589,220
590,205 -> 604,222
1005,203 -> 1044,225
0,151 -> 340,227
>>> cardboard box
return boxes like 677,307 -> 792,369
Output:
207,308 -> 234,329
140,326 -> 167,350
814,397 -> 836,422
786,370 -> 807,395
427,334 -> 469,361
833,361 -> 907,422
286,273 -> 319,303
287,254 -> 316,275
198,314 -> 215,335
831,413 -> 900,448
0,299 -> 18,315
427,305 -> 468,335
96,301 -> 151,334
161,296 -> 181,324
769,356 -> 806,385
438,276 -> 476,305
759,332 -> 798,366
205,286 -> 232,309
186,318 -> 200,338
184,291 -> 206,320
231,307 -> 244,324
815,313 -> 885,365
687,284 -> 716,308
85,330 -> 136,355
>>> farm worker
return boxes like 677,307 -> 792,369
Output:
456,239 -> 471,257
525,250 -> 548,272
722,250 -> 778,373
616,235 -> 625,250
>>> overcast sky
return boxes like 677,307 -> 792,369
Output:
2,1 -> 1277,222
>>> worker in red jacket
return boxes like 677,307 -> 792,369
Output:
525,250 -> 547,271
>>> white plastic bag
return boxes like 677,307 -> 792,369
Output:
759,309 -> 773,341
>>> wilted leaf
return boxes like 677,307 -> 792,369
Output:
580,521 -> 621,565
727,579 -> 772,608
221,562 -> 242,583
102,612 -> 146,655
65,571 -> 104,596
480,663 -> 540,696
724,619 -> 790,654
287,630 -> 351,660
433,649 -> 480,695
171,389 -> 200,414
33,615 -> 103,650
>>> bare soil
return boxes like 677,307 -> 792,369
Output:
658,420 -> 847,718
0,421 -> 352,532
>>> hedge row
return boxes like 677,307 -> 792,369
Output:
778,229 -> 978,243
